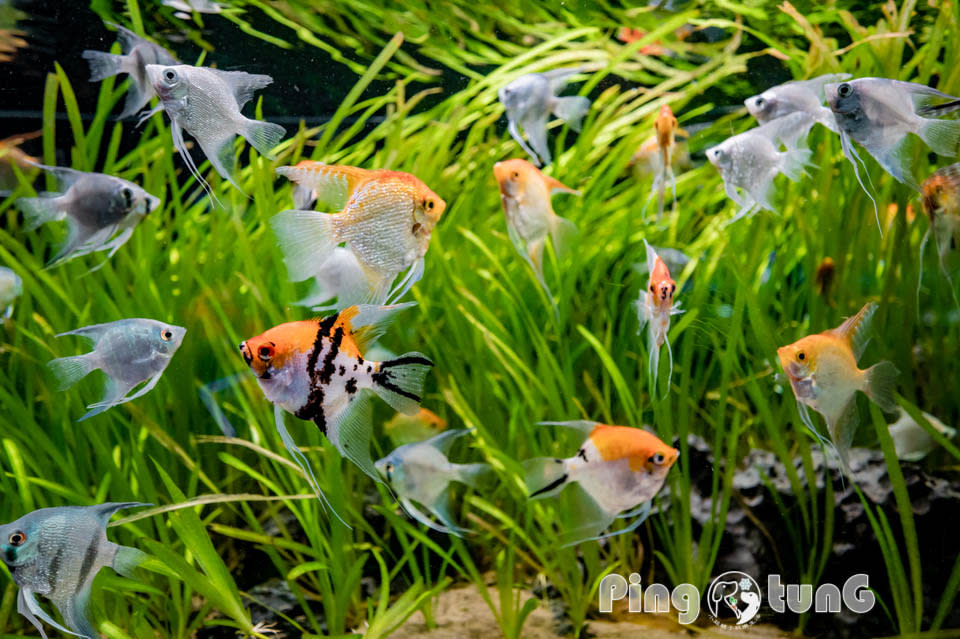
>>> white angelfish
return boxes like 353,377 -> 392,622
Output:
888,408 -> 956,462
49,318 -> 186,421
144,63 -> 285,200
706,112 -> 814,223
499,68 -> 591,166
376,429 -> 491,537
745,73 -> 851,132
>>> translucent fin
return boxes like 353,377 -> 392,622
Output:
662,337 -> 674,399
399,496 -> 466,537
507,118 -> 541,167
827,398 -> 859,475
112,544 -> 149,579
840,131 -> 881,233
648,329 -> 661,396
829,302 -> 876,360
523,116 -> 552,166
17,195 -> 66,231
565,500 -> 652,547
555,482 -> 617,547
779,146 -> 812,182
549,215 -> 577,260
921,117 -> 960,158
81,50 -> 125,82
424,428 -> 471,455
58,588 -> 96,639
170,122 -> 220,207
198,373 -> 244,437
328,392 -> 379,481
19,589 -> 83,638
428,487 -> 474,536
543,67 -> 583,94
78,377 -> 136,422
385,257 -> 424,304
47,354 -> 96,391
196,130 -> 241,192
92,501 -> 151,526
271,209 -> 339,282
56,322 -> 116,344
342,301 -> 417,352
275,162 -> 372,210
522,457 -> 568,499
454,462 -> 492,489
536,420 -> 600,438
371,351 -> 433,415
241,118 -> 285,160
552,96 -> 591,132
273,405 -> 349,528
214,70 -> 274,111
869,136 -> 921,191
864,361 -> 899,413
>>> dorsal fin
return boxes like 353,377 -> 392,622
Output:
827,302 -> 877,360
335,302 -> 417,354
541,173 -> 580,196
276,162 -> 376,211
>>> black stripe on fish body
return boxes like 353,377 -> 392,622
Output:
75,535 -> 101,595
317,326 -> 344,385
307,314 -> 339,375
45,543 -> 66,595
295,386 -> 327,435
345,378 -> 357,395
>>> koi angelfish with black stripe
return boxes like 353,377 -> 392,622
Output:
239,303 -> 433,517
0,502 -> 150,639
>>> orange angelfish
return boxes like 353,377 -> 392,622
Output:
776,302 -> 898,472
636,240 -> 683,397
272,162 -> 446,309
643,104 -> 686,219
239,302 -> 433,523
524,421 -> 678,546
493,159 -> 580,315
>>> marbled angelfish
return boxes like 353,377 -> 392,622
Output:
82,23 -> 178,120
0,502 -> 149,639
524,421 -> 678,546
49,318 -> 186,421
239,303 -> 433,522
777,302 -> 898,473
16,164 -> 160,268
376,430 -> 490,537
499,68 -> 591,166
272,162 -> 446,307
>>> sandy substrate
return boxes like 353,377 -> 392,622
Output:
395,584 -> 790,638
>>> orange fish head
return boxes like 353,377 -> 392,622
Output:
655,104 -> 677,141
644,441 -> 680,476
493,158 -> 536,201
239,321 -> 314,380
922,172 -> 959,221
648,257 -> 676,308
776,336 -> 819,384
413,182 -> 446,232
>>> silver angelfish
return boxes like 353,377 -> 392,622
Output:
144,63 -> 285,199
81,23 -> 178,120
705,112 -> 813,223
745,73 -> 851,132
0,502 -> 150,639
499,68 -> 591,166
16,165 -> 160,268
825,78 -> 960,228
375,430 -> 491,537
0,266 -> 22,318
888,408 -> 956,462
48,318 -> 186,421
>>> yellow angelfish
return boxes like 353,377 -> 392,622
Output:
776,302 -> 898,472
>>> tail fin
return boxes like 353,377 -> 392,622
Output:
454,462 -> 493,489
523,457 -> 568,499
270,209 -> 339,282
549,215 -> 577,259
921,118 -> 960,158
242,119 -> 286,160
112,545 -> 148,579
552,96 -> 591,132
779,147 -> 811,182
47,354 -> 96,390
372,352 -> 433,415
17,196 -> 65,232
81,50 -> 125,81
864,361 -> 899,413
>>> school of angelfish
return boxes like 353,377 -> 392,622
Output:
1,16 -> 959,639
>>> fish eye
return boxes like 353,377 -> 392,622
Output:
426,199 -> 434,210
511,171 -> 519,179
160,328 -> 173,341
8,531 -> 25,546
650,284 -> 656,293
837,83 -> 852,97
385,462 -> 395,473
651,453 -> 665,465
163,69 -> 178,84
755,97 -> 764,106
797,351 -> 805,361
670,284 -> 676,293
121,186 -> 134,209
258,345 -> 274,362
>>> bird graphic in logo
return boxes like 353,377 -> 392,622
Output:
708,572 -> 761,626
